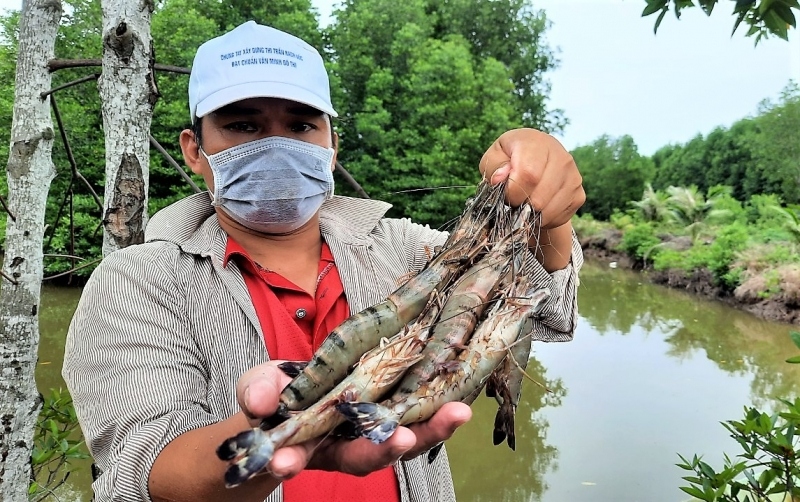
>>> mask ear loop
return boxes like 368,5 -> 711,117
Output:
198,145 -> 222,205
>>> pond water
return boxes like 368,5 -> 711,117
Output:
37,260 -> 799,501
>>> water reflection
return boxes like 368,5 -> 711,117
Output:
577,264 -> 800,407
448,358 -> 564,502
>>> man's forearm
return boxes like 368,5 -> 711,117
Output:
149,412 -> 280,502
530,221 -> 574,273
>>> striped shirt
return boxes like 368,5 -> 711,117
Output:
63,192 -> 583,502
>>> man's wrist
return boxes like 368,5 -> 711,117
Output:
530,221 -> 573,273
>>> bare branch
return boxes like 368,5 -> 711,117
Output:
335,161 -> 370,199
42,258 -> 102,282
40,73 -> 100,98
149,135 -> 202,193
0,269 -> 18,285
50,95 -> 103,210
47,58 -> 190,75
0,193 -> 16,222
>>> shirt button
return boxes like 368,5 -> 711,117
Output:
295,308 -> 307,319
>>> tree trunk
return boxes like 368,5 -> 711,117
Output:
0,0 -> 62,500
99,0 -> 158,256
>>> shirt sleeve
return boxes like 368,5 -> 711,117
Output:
62,244 -> 218,501
523,228 -> 583,342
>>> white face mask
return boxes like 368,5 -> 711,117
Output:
200,136 -> 335,234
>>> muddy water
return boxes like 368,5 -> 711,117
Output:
448,261 -> 800,501
37,260 -> 799,501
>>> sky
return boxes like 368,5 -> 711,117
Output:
1,0 -> 796,156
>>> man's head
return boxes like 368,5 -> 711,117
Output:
181,22 -> 339,189
188,21 -> 337,124
180,22 -> 340,236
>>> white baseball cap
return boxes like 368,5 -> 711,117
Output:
188,21 -> 337,122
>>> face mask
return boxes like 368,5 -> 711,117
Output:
200,136 -> 335,234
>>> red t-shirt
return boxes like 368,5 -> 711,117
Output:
225,238 -> 401,502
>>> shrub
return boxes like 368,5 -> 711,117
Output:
745,194 -> 784,229
684,223 -> 749,288
617,223 -> 662,264
652,248 -> 690,272
609,209 -> 636,231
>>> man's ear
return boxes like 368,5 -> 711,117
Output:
179,129 -> 203,176
330,131 -> 339,172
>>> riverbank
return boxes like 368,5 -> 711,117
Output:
580,229 -> 800,326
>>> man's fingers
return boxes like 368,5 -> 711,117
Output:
236,361 -> 293,420
300,431 -> 416,476
402,402 -> 472,460
269,443 -> 315,480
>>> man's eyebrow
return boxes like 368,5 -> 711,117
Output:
211,104 -> 261,116
286,105 -> 325,117
210,103 -> 324,118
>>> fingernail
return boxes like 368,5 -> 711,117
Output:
244,387 -> 251,408
491,164 -> 510,183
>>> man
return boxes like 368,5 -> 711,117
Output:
63,21 -> 584,502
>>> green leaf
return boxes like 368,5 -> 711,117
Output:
642,0 -> 669,17
767,482 -> 789,495
654,8 -> 669,33
785,355 -> 800,364
699,0 -> 716,15
758,467 -> 778,487
743,468 -> 758,487
680,485 -> 711,501
763,9 -> 790,38
732,9 -> 749,34
735,0 -> 758,11
698,460 -> 716,478
760,0 -> 778,14
790,331 -> 800,349
771,2 -> 798,27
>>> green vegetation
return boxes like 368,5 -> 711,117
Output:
576,180 -> 800,300
572,82 -> 800,304
677,401 -> 800,501
29,389 -> 89,501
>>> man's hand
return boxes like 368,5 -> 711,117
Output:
480,128 -> 585,229
237,362 -> 473,480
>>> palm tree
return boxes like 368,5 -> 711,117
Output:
631,183 -> 669,223
665,185 -> 733,242
773,204 -> 800,244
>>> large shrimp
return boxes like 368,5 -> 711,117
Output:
277,181 -> 506,413
366,206 -> 534,424
335,279 -> 551,445
484,319 -> 533,450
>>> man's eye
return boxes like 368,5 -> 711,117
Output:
225,122 -> 257,132
290,123 -> 315,133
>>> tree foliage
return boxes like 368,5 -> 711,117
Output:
642,0 -> 799,43
570,135 -> 654,221
327,0 -> 560,227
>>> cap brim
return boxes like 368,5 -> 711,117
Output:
194,81 -> 338,119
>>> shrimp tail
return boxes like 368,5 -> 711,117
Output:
492,403 -> 517,450
216,429 -> 275,488
334,401 -> 400,444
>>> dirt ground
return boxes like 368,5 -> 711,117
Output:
580,231 -> 799,326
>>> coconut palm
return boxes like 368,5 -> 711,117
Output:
666,185 -> 733,241
631,183 -> 669,223
773,204 -> 800,244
